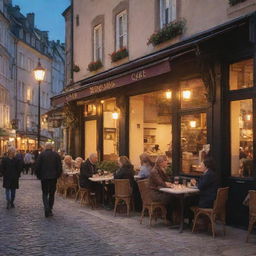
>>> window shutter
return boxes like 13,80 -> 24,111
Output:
171,0 -> 176,21
123,12 -> 128,48
116,15 -> 120,50
99,25 -> 103,60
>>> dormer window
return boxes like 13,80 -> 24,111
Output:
160,0 -> 176,28
116,10 -> 127,50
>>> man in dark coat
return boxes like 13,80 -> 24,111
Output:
79,153 -> 98,190
35,143 -> 62,217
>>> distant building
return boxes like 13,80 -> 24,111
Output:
0,0 -> 65,154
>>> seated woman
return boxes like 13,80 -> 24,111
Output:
191,157 -> 219,208
114,156 -> 135,186
62,155 -> 74,174
74,157 -> 83,171
138,153 -> 154,179
149,155 -> 172,204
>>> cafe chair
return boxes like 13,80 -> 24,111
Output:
56,175 -> 65,195
75,174 -> 96,209
246,190 -> 256,242
113,179 -> 132,217
192,187 -> 229,238
63,174 -> 78,198
137,179 -> 167,227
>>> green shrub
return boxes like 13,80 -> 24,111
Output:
97,160 -> 119,173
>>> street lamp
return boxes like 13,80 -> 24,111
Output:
33,59 -> 46,149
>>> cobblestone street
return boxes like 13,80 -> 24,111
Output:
0,175 -> 256,256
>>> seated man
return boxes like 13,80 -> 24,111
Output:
79,153 -> 98,190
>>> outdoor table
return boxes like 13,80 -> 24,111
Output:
134,175 -> 142,180
89,175 -> 114,208
159,186 -> 199,233
66,171 -> 79,176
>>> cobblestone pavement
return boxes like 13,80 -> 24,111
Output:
0,175 -> 256,256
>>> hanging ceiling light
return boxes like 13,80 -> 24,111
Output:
165,90 -> 172,99
182,90 -> 191,100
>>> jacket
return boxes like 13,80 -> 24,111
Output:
35,149 -> 62,180
2,156 -> 23,189
198,169 -> 219,208
114,164 -> 135,187
149,166 -> 168,191
79,159 -> 97,189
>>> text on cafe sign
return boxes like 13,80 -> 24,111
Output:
131,70 -> 146,81
90,81 -> 116,94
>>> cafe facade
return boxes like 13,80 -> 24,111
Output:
52,13 -> 256,228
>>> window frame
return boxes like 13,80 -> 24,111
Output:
159,0 -> 177,29
115,10 -> 128,50
93,24 -> 103,62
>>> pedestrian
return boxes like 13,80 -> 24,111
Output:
24,150 -> 32,174
1,147 -> 23,209
35,142 -> 62,217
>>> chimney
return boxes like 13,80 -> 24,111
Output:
27,13 -> 35,28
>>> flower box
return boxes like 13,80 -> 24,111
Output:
147,19 -> 186,47
88,60 -> 103,72
110,48 -> 129,62
229,0 -> 247,6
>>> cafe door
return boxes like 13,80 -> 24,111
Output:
84,120 -> 97,159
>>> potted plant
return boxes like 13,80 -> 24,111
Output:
110,47 -> 129,62
147,19 -> 186,47
87,60 -> 103,72
96,160 -> 119,173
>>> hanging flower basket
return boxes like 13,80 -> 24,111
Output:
88,60 -> 103,72
110,47 -> 129,62
229,0 -> 247,6
147,19 -> 186,47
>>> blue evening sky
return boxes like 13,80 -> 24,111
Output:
12,0 -> 70,42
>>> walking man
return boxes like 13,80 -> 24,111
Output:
35,142 -> 62,217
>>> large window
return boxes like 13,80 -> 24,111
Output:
230,99 -> 253,177
116,10 -> 127,50
229,59 -> 253,90
103,99 -> 119,161
180,78 -> 208,175
160,0 -> 177,28
130,90 -> 172,168
93,24 -> 103,61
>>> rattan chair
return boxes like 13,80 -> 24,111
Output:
246,190 -> 256,242
75,174 -> 96,209
113,179 -> 132,216
56,175 -> 65,194
192,187 -> 229,238
63,174 -> 78,198
137,179 -> 167,226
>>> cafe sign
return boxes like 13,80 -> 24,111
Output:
52,59 -> 171,106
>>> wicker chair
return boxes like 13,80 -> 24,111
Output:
246,190 -> 256,242
56,175 -> 65,195
63,174 -> 78,198
137,179 -> 167,226
75,174 -> 96,209
192,187 -> 229,238
113,179 -> 132,216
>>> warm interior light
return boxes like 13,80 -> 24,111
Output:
165,90 -> 172,99
182,90 -> 191,100
100,100 -> 105,104
9,138 -> 15,142
33,59 -> 46,82
190,120 -> 196,128
17,137 -> 21,140
112,112 -> 119,120
246,114 -> 252,121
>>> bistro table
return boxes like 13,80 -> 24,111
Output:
159,186 -> 199,233
89,175 -> 114,208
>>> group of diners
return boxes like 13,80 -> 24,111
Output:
62,151 -> 219,226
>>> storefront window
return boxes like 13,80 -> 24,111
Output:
180,78 -> 207,109
129,90 -> 172,168
103,99 -> 119,161
181,113 -> 207,175
230,99 -> 253,177
229,59 -> 253,90
84,103 -> 97,116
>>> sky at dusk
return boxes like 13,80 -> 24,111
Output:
12,0 -> 70,42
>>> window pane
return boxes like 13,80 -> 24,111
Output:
231,99 -> 253,177
181,113 -> 207,175
180,78 -> 207,109
84,104 -> 97,117
229,59 -> 253,90
103,99 -> 119,161
130,90 -> 172,169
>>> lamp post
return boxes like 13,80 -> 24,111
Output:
33,59 -> 46,149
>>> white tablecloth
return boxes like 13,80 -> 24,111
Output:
89,176 -> 114,182
159,187 -> 199,195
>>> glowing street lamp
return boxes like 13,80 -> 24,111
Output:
33,59 -> 46,149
